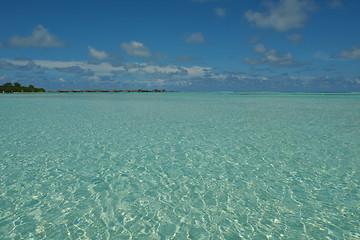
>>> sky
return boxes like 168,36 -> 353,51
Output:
1,0 -> 360,92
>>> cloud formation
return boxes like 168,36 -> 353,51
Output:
121,41 -> 152,58
0,58 -> 211,86
339,46 -> 360,59
88,46 -> 108,60
244,43 -> 304,67
0,59 -> 39,71
55,66 -> 95,78
244,0 -> 316,32
7,25 -> 66,48
214,8 -> 226,18
313,51 -> 331,60
2,57 -> 359,91
184,32 -> 205,44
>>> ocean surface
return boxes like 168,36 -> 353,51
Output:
0,92 -> 359,239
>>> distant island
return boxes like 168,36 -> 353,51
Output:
0,82 -> 45,93
0,83 -> 170,93
49,89 -> 169,93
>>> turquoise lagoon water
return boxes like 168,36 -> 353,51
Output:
0,92 -> 359,239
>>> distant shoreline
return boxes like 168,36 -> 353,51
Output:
48,89 -> 169,93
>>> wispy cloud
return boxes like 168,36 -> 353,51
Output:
286,33 -> 303,43
244,43 -> 306,67
121,41 -> 152,58
2,57 -> 358,91
55,66 -> 95,78
88,46 -> 108,60
2,59 -> 125,78
7,25 -> 66,48
214,7 -> 226,18
244,0 -> 316,32
184,32 -> 205,44
0,59 -> 39,71
124,78 -> 193,88
287,75 -> 360,91
0,58 -> 211,84
313,51 -> 332,60
328,0 -> 342,8
339,46 -> 360,59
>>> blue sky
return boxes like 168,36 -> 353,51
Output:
1,0 -> 359,91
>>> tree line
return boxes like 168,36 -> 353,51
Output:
0,82 -> 45,93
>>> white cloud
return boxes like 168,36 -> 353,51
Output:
0,59 -> 38,71
125,78 -> 166,87
125,78 -> 192,88
184,66 -> 211,78
4,59 -> 125,77
2,57 -> 216,87
7,25 -> 66,48
127,63 -> 180,75
125,63 -> 210,79
244,43 -> 304,67
121,41 -> 152,58
32,60 -> 84,69
184,32 -> 205,44
87,76 -> 101,82
143,65 -> 182,74
286,33 -> 303,43
254,43 -> 266,53
214,7 -> 226,18
289,75 -> 317,81
89,62 -> 125,74
339,46 -> 360,59
244,0 -> 316,32
0,42 -> 3,48
313,51 -> 331,60
209,73 -> 228,81
328,0 -> 342,8
88,46 -> 108,60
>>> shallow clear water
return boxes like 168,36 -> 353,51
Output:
0,92 -> 359,239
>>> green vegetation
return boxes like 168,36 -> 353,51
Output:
0,82 -> 45,93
